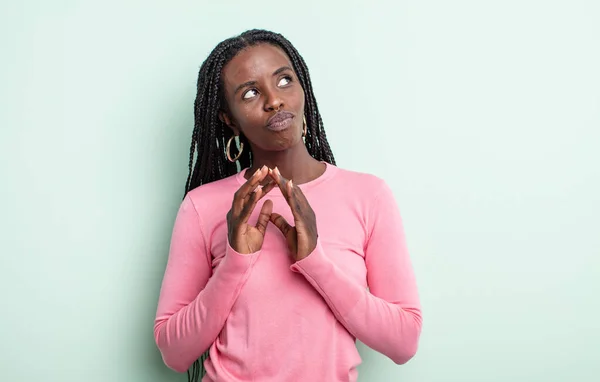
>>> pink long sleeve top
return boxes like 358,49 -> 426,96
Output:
154,163 -> 422,381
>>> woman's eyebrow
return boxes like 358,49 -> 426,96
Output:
234,80 -> 256,96
273,66 -> 293,76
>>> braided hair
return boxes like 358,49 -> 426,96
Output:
184,29 -> 336,197
183,30 -> 336,381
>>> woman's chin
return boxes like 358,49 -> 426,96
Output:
258,134 -> 304,152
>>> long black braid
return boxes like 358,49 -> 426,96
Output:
184,29 -> 336,197
182,30 -> 336,381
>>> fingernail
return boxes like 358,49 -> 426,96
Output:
253,168 -> 260,177
261,165 -> 267,171
289,179 -> 294,188
275,166 -> 280,174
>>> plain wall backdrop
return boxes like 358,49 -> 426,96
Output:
1,1 -> 598,381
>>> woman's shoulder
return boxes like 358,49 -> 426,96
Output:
330,164 -> 389,191
184,172 -> 240,207
326,165 -> 399,212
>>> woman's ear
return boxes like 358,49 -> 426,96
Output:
219,110 -> 240,136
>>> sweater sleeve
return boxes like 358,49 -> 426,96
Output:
154,195 -> 259,373
290,180 -> 422,364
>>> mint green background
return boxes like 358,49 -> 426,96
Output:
1,1 -> 599,381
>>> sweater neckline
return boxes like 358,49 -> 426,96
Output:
235,161 -> 337,195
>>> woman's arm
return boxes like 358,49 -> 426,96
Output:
290,181 -> 422,364
154,195 -> 259,373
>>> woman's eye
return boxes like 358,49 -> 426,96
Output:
278,76 -> 292,87
243,89 -> 258,100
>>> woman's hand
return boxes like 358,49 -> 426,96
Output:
227,165 -> 276,254
268,167 -> 318,261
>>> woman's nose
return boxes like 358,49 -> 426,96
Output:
263,89 -> 284,111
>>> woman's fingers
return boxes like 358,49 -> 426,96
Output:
238,181 -> 274,223
289,181 -> 310,215
260,180 -> 277,197
239,186 -> 262,224
270,213 -> 298,255
270,213 -> 293,237
243,179 -> 276,205
269,168 -> 287,195
234,166 -> 269,211
256,199 -> 273,235
269,167 -> 297,206
238,179 -> 277,225
287,180 -> 297,208
267,169 -> 308,225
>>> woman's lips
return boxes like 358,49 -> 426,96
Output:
266,116 -> 293,132
266,111 -> 294,132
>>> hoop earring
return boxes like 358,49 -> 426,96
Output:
226,135 -> 244,162
302,115 -> 307,137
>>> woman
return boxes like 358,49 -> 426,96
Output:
154,29 -> 422,382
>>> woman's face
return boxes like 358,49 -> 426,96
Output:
220,43 -> 305,152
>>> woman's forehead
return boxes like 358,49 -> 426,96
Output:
223,44 -> 293,85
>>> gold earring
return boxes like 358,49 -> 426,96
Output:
226,135 -> 244,162
302,116 -> 307,137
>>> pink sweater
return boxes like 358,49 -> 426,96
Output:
154,163 -> 422,381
